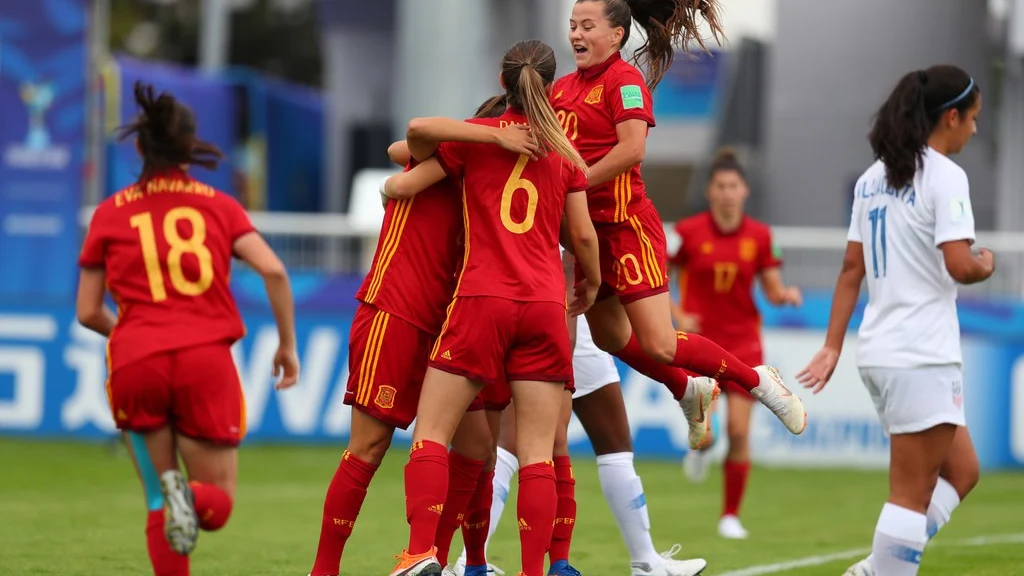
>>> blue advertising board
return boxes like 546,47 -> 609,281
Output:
0,0 -> 88,303
1,279 -> 1022,470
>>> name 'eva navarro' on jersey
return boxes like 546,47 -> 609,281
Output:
856,177 -> 916,207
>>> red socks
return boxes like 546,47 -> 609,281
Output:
673,332 -> 761,390
434,450 -> 486,566
311,450 -> 380,576
462,468 -> 494,567
189,482 -> 233,531
405,440 -> 450,555
146,509 -> 189,576
549,456 -> 577,566
614,333 -> 692,399
723,459 -> 751,517
518,462 -> 557,576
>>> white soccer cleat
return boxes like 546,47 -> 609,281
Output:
678,376 -> 720,450
683,447 -> 712,484
442,567 -> 458,576
631,544 -> 707,576
159,470 -> 199,555
843,558 -> 874,576
750,365 -> 807,434
717,515 -> 749,540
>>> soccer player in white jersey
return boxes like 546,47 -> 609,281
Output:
796,65 -> 992,576
451,253 -> 709,576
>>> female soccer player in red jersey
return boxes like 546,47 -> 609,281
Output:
550,0 -> 806,453
381,40 -> 601,576
307,109 -> 535,576
669,148 -> 803,540
76,82 -> 300,576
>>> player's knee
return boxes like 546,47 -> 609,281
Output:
199,495 -> 233,531
345,432 -> 393,466
636,329 -> 676,364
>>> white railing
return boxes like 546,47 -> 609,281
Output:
79,207 -> 1024,298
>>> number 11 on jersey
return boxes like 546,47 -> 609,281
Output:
868,206 -> 887,278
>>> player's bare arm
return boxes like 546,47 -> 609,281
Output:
234,232 -> 299,389
387,140 -> 412,166
584,118 -> 646,188
75,267 -> 117,337
940,239 -> 996,284
383,158 -> 447,199
759,267 -> 803,307
796,241 -> 865,392
565,190 -> 600,316
405,116 -> 538,162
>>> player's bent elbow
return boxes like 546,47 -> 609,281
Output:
406,117 -> 430,140
76,309 -> 102,332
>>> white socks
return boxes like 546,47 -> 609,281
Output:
597,452 -> 662,568
926,477 -> 961,539
871,503 -> 927,576
867,477 -> 963,570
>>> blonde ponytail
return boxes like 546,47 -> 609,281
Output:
517,66 -> 588,173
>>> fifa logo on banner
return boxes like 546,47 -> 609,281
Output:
2,81 -> 70,170
21,82 -> 55,150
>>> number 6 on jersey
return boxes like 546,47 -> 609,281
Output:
130,207 -> 214,302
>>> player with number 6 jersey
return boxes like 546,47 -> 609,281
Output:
381,40 -> 601,576
77,82 -> 299,576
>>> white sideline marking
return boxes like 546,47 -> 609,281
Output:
718,533 -> 1024,576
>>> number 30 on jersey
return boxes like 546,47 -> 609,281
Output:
130,207 -> 214,302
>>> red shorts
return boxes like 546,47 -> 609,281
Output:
717,338 -> 763,397
430,297 -> 572,396
343,303 -> 433,430
107,342 -> 245,446
468,377 -> 513,412
577,204 -> 669,304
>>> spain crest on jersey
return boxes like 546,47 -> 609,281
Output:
584,85 -> 604,105
739,237 -> 758,262
374,385 -> 397,409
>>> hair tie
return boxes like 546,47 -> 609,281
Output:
917,70 -> 928,84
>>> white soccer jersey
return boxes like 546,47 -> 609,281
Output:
848,147 -> 976,368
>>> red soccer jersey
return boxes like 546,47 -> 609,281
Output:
551,52 -> 655,224
78,170 -> 254,373
670,213 -> 781,352
355,164 -> 463,335
434,109 -> 589,305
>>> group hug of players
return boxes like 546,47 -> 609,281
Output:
77,1 -> 992,576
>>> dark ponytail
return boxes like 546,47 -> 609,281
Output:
868,65 -> 979,190
116,81 -> 224,180
581,0 -> 725,91
474,95 -> 508,119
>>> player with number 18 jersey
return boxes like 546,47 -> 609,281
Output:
79,169 -> 253,445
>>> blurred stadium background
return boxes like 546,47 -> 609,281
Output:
1,1 -> 1024,574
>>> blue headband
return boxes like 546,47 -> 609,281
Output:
933,77 -> 975,112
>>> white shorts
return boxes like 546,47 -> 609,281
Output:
572,316 -> 620,399
859,364 -> 965,435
